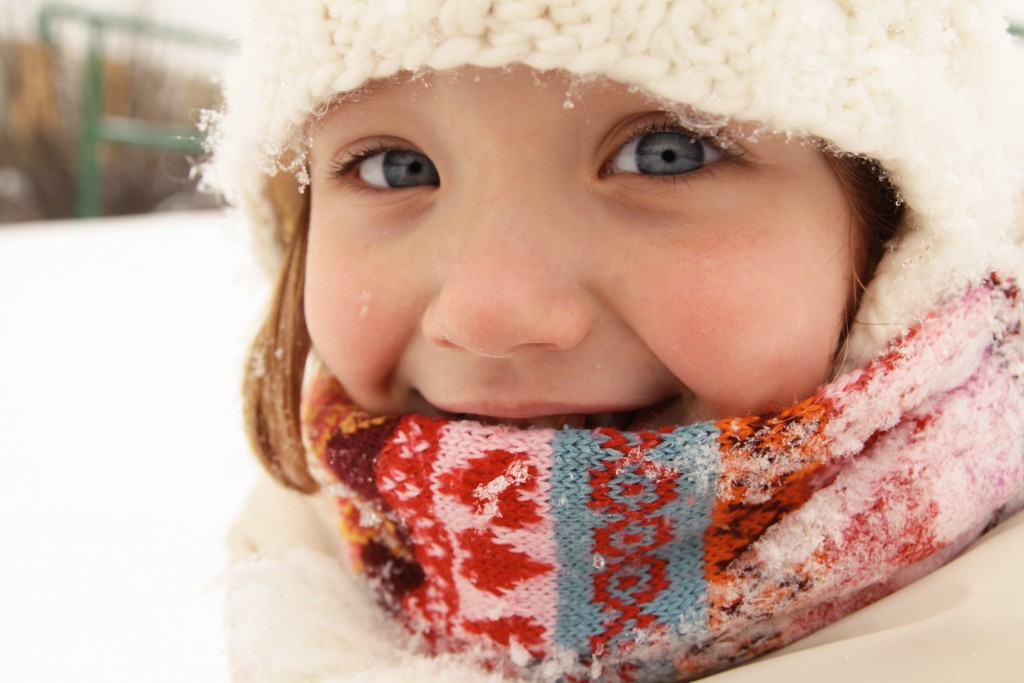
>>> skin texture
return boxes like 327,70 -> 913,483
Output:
304,66 -> 859,428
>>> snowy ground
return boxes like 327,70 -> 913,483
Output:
0,210 -> 266,681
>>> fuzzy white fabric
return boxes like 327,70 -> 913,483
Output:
203,0 -> 1024,367
224,547 -> 510,683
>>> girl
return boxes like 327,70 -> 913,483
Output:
206,1 -> 1024,681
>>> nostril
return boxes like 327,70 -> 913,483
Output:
423,324 -> 457,349
422,302 -> 513,357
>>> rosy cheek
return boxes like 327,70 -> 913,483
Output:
304,251 -> 401,409
646,288 -> 754,403
635,239 -> 844,417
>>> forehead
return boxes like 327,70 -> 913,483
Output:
332,65 -> 648,104
310,66 -> 692,138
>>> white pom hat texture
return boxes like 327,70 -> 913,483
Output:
204,0 -> 1024,368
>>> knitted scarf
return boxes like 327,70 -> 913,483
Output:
300,278 -> 1024,683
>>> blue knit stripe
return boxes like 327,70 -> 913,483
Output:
644,425 -> 720,636
548,424 -> 721,653
549,428 -> 606,652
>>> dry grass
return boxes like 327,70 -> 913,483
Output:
0,34 -> 224,222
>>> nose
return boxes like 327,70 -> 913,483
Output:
421,207 -> 594,359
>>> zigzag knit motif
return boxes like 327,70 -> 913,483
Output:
301,278 -> 1024,682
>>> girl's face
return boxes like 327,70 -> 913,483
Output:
305,67 -> 859,429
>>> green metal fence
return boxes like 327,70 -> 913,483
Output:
38,3 -> 232,218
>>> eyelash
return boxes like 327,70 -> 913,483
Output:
600,120 -> 743,182
328,141 -> 397,179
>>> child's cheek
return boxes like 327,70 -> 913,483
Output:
304,246 -> 411,412
634,236 -> 842,416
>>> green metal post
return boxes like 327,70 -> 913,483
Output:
76,19 -> 104,218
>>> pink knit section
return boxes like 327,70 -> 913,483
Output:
377,418 -> 562,661
433,423 -> 560,659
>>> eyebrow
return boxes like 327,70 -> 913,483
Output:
310,78 -> 408,142
329,72 -> 418,107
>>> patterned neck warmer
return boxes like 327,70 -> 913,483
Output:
301,278 -> 1024,683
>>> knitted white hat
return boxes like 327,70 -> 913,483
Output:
203,0 -> 1024,368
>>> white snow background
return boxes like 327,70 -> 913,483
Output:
2,5 -> 252,677
0,211 -> 266,681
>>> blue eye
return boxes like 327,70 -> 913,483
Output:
358,149 -> 439,188
610,131 -> 722,176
